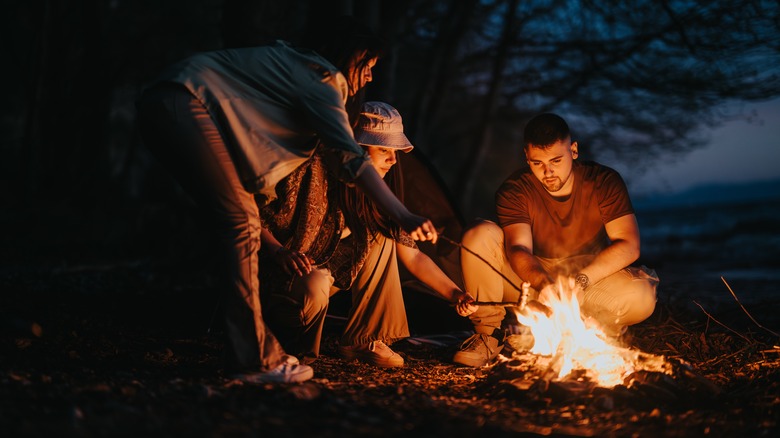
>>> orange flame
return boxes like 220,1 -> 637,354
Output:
513,280 -> 669,388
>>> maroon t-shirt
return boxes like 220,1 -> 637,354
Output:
495,161 -> 634,259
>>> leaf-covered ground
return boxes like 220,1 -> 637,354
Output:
1,204 -> 778,437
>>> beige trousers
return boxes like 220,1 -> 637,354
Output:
264,234 -> 410,359
461,220 -> 658,336
137,84 -> 286,372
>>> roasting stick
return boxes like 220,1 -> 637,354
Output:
437,234 -> 528,309
468,301 -> 523,307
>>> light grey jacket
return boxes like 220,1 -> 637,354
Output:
159,40 -> 370,204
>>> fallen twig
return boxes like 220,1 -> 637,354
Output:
700,344 -> 753,368
692,301 -> 752,344
721,276 -> 780,338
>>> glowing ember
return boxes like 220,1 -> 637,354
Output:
512,280 -> 670,388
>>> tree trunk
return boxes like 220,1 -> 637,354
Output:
75,0 -> 112,201
408,0 -> 479,155
21,1 -> 54,200
455,0 -> 519,213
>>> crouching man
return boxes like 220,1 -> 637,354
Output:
454,113 -> 658,368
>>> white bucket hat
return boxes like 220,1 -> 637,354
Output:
354,101 -> 414,152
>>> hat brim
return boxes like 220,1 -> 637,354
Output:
355,131 -> 414,152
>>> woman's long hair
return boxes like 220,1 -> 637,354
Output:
300,15 -> 385,126
336,150 -> 402,245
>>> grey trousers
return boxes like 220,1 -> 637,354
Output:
136,84 -> 286,372
460,220 -> 658,336
264,234 -> 411,359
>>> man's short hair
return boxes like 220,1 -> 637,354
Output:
523,113 -> 570,148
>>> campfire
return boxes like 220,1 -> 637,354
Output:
483,279 -> 724,414
494,280 -> 675,392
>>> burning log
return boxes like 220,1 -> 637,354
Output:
490,346 -> 721,409
536,336 -> 572,393
545,379 -> 598,402
485,280 -> 722,409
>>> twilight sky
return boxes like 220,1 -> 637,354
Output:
615,98 -> 780,196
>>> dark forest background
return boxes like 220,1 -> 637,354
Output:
2,0 -> 780,267
2,4 -> 779,436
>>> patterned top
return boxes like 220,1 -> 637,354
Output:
260,152 -> 414,290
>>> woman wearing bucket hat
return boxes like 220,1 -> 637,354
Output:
258,102 -> 477,367
136,17 -> 438,383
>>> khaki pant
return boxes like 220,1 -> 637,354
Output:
461,220 -> 658,336
264,234 -> 410,360
137,84 -> 286,372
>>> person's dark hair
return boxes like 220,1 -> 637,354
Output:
523,113 -> 571,149
301,15 -> 385,126
336,148 -> 402,244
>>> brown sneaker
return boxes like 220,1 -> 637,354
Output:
452,333 -> 501,367
339,340 -> 404,367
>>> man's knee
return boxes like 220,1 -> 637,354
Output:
625,281 -> 657,325
462,219 -> 502,248
612,278 -> 657,326
461,220 -> 504,265
582,270 -> 657,328
460,219 -> 523,306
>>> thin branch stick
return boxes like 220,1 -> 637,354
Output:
471,301 -> 522,307
721,276 -> 780,338
700,344 -> 753,367
693,301 -> 752,344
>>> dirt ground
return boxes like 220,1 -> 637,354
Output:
1,204 -> 778,437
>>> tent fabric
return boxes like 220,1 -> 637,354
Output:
394,150 -> 466,292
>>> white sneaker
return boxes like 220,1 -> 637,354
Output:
234,355 -> 314,383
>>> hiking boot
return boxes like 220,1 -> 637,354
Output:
339,340 -> 404,367
453,332 -> 503,367
233,355 -> 314,383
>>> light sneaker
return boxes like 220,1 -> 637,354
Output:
234,355 -> 314,383
452,333 -> 502,367
339,340 -> 404,367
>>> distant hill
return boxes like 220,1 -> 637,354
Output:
633,178 -> 780,211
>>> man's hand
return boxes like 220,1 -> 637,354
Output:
537,283 -> 561,306
571,274 -> 587,302
519,283 -> 558,318
519,299 -> 553,318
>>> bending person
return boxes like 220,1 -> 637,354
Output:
259,102 -> 477,367
136,17 -> 438,383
